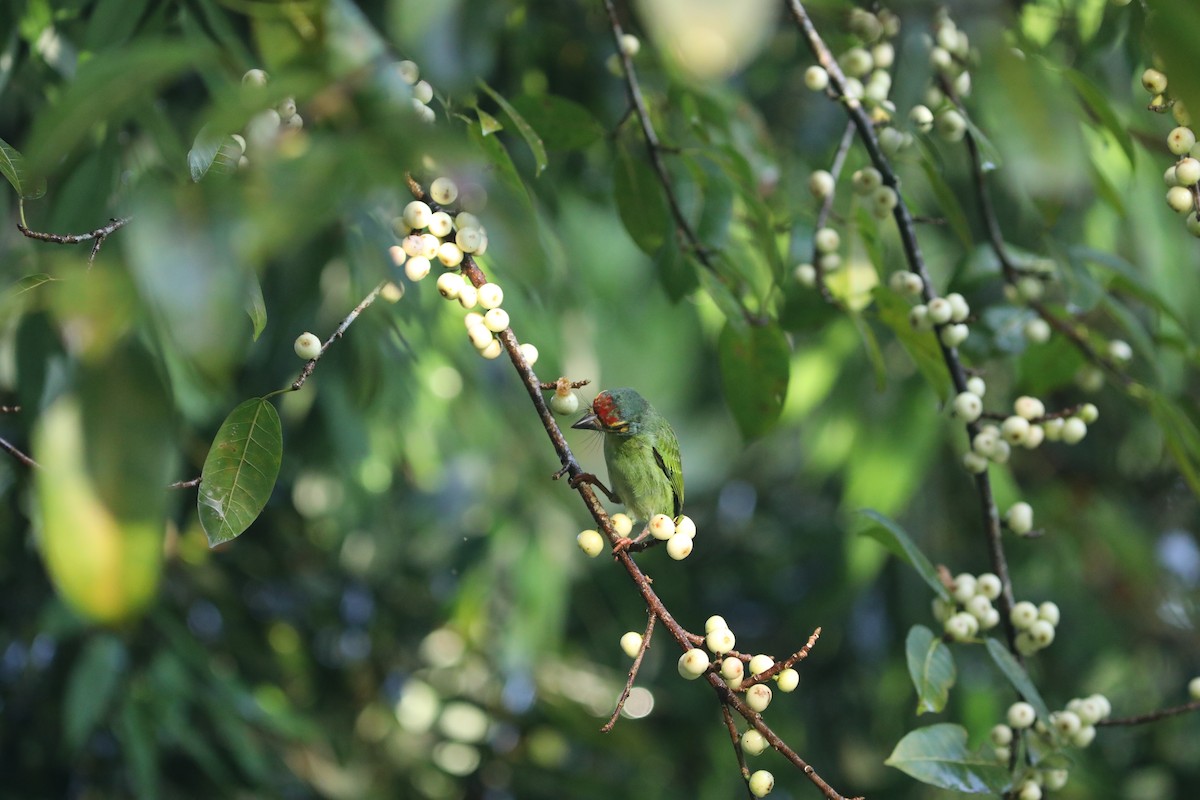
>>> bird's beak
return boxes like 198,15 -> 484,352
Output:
571,411 -> 603,431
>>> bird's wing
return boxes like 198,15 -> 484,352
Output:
652,430 -> 684,518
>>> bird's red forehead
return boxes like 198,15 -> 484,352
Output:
593,392 -> 622,426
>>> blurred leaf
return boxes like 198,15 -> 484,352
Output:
187,125 -> 223,183
468,121 -> 532,216
1063,67 -> 1134,167
885,724 -> 1011,793
116,695 -> 160,799
905,625 -> 955,715
917,146 -> 972,251
0,136 -> 46,199
982,305 -> 1031,355
27,41 -> 212,175
850,312 -> 887,392
1146,0 -> 1200,130
480,81 -> 547,175
985,638 -> 1050,722
510,93 -> 604,151
1147,392 -> 1200,500
1,273 -> 56,319
654,239 -> 698,302
874,288 -> 953,401
614,141 -> 670,256
700,269 -> 747,334
245,276 -> 267,341
198,397 -> 282,546
855,509 -> 950,601
84,0 -> 150,51
64,635 -> 127,752
718,321 -> 789,439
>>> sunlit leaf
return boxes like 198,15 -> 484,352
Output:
480,81 -> 548,175
855,509 -> 950,601
718,321 -> 789,439
885,724 -> 1011,793
198,397 -> 283,546
0,136 -> 46,199
906,625 -> 956,715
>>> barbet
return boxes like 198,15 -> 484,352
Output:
570,388 -> 683,528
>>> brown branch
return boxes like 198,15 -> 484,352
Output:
1098,700 -> 1200,727
407,173 -> 849,800
17,215 -> 131,266
0,435 -> 39,469
602,610 -> 656,732
785,0 -> 1018,656
739,627 -> 821,689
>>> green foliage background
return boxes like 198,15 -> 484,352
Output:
0,0 -> 1199,798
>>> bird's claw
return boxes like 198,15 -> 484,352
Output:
568,471 -> 597,490
611,536 -> 635,556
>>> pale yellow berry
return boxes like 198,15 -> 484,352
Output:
611,513 -> 634,536
675,515 -> 696,538
396,60 -> 419,85
741,729 -> 769,756
666,532 -> 693,560
428,211 -> 453,237
430,176 -> 459,205
748,769 -> 774,797
402,200 -> 432,230
519,343 -> 539,365
436,272 -> 464,299
457,284 -> 477,309
380,281 -> 404,302
746,684 -> 773,713
776,668 -> 799,692
706,626 -> 736,654
478,283 -> 504,309
484,308 -> 509,332
577,529 -> 604,557
748,654 -> 775,675
618,33 -> 641,57
620,631 -> 643,657
479,338 -> 503,359
294,332 -> 321,360
388,244 -> 407,266
677,648 -> 710,679
437,242 -> 463,267
404,254 -> 431,282
242,68 -> 269,86
417,233 -> 440,258
649,513 -> 676,540
413,80 -> 434,104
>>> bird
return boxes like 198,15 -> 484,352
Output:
570,388 -> 683,528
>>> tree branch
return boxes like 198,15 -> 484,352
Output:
17,210 -> 131,266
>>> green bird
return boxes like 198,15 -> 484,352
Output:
570,388 -> 683,525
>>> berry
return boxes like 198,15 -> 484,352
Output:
946,292 -> 970,322
1176,157 -> 1200,186
705,614 -> 729,633
678,649 -> 710,679
748,769 -> 774,798
940,323 -> 969,347
468,325 -> 494,351
1108,339 -> 1133,362
720,656 -> 744,682
675,515 -> 697,538
1007,701 -> 1037,729
804,65 -> 829,91
814,227 -> 840,253
953,391 -> 982,422
457,284 -> 478,309
1028,619 -> 1056,648
611,513 -> 634,536
741,729 -> 769,756
951,573 -> 977,603
1001,415 -> 1031,445
1188,211 -> 1200,238
1011,601 -> 1039,629
1168,126 -> 1196,156
456,227 -> 482,253
396,60 -> 419,84
935,109 -> 967,142
550,392 -> 580,416
809,170 -> 835,198
927,297 -> 953,325
1166,186 -> 1194,215
277,97 -> 297,120
1141,68 -> 1168,95
417,233 -> 440,258
748,654 -> 775,675
1025,317 -> 1051,343
618,33 -> 641,57
931,597 -> 954,622
620,631 -> 643,657
1014,396 -> 1045,420
1061,417 -> 1087,444
841,47 -> 874,77
402,200 -> 432,230
1023,425 -> 1045,449
1018,780 -> 1042,800
519,343 -> 539,365
909,305 -> 932,330
437,242 -> 464,267
1051,710 -> 1080,736
413,80 -> 434,104
428,211 -> 453,237
966,376 -> 986,396
1043,770 -> 1069,791
962,451 -> 989,474
966,594 -> 993,620
242,68 -> 268,86
436,272 -> 464,299
1072,725 -> 1096,748
776,668 -> 799,692
479,338 -> 503,360
666,532 -> 693,560
944,611 -> 977,641
706,626 -> 736,654
976,573 -> 1002,600
430,177 -> 458,205
1074,697 -> 1105,726
910,104 -> 934,133
794,263 -> 817,287
478,283 -> 504,309
1188,676 -> 1200,700
484,308 -> 510,332
455,212 -> 481,230
294,332 -> 321,360
990,724 -> 1013,746
872,186 -> 898,216
380,281 -> 404,302
852,167 -> 883,194
577,529 -> 604,557
649,513 -> 676,540
746,683 -> 773,712
1038,601 -> 1061,626
388,244 -> 407,267
889,270 -> 923,295
872,42 -> 895,69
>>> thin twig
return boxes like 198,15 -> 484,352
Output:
602,610 -> 656,732
739,628 -> 822,689
720,703 -> 756,799
1098,700 -> 1200,727
169,477 -> 202,489
812,121 -> 857,304
786,0 -> 1018,655
291,281 -> 388,391
17,213 -> 131,266
0,436 -> 38,469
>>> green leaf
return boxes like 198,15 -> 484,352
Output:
700,269 -> 747,334
718,321 -> 789,439
985,638 -> 1051,722
468,121 -> 532,216
116,695 -> 160,799
1147,392 -> 1200,500
198,398 -> 283,546
885,724 -> 1012,793
850,311 -> 887,392
186,124 -> 223,183
509,93 -> 604,152
613,140 -> 670,256
476,107 -> 503,135
917,147 -> 973,252
245,275 -> 268,341
479,80 -> 548,175
906,625 -> 956,715
854,509 -> 950,601
654,239 -> 699,302
64,635 -> 127,752
0,135 -> 46,199
874,287 -> 953,401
